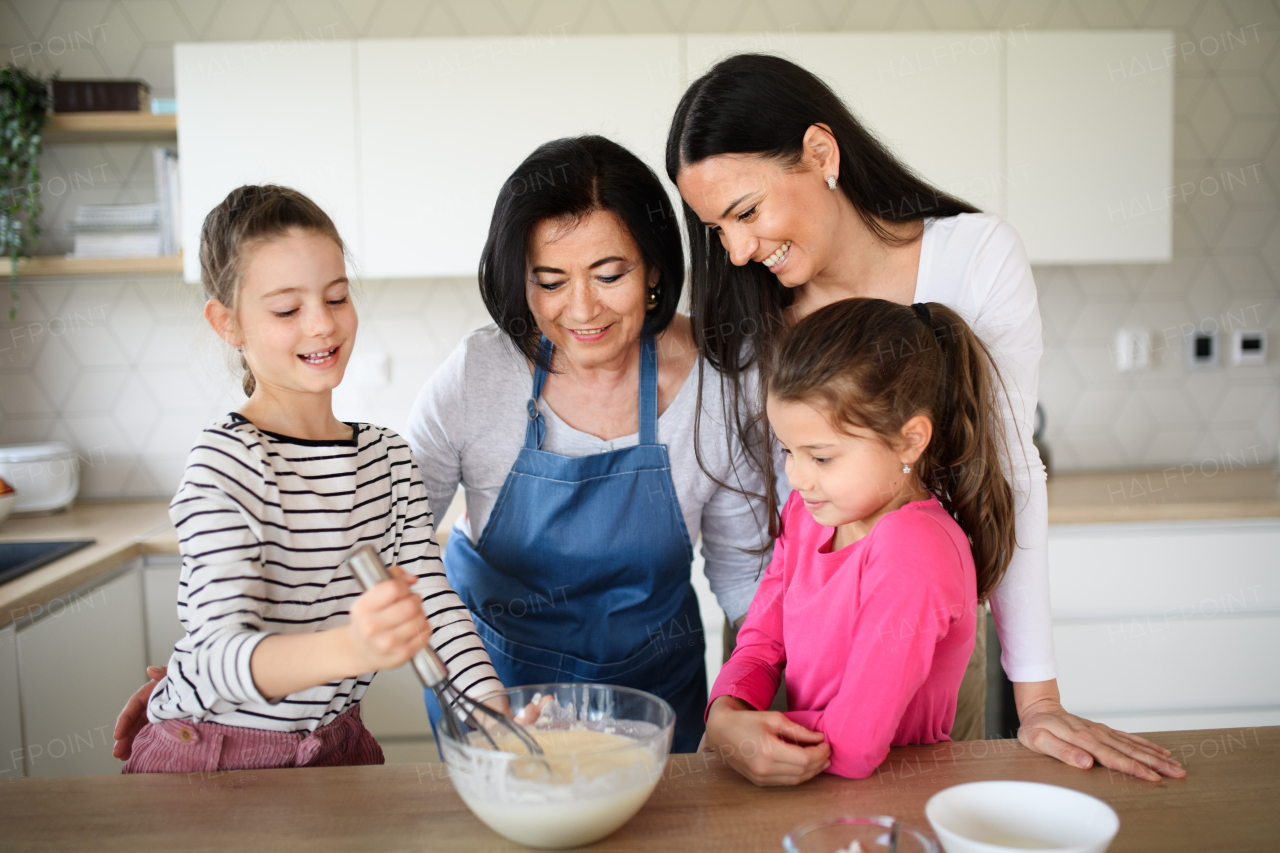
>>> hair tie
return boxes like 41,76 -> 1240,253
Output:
912,302 -> 931,326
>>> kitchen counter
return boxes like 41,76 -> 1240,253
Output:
3,727 -> 1276,852
0,501 -> 175,629
1047,464 -> 1280,524
3,465 -> 1278,628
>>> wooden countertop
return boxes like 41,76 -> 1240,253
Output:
0,501 -> 176,630
3,727 -> 1276,852
1047,465 -> 1280,525
1,465 -> 1276,629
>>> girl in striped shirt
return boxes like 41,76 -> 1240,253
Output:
116,185 -> 498,772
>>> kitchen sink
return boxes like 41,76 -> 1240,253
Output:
0,540 -> 95,586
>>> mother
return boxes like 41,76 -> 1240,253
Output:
407,135 -> 769,752
667,54 -> 1184,781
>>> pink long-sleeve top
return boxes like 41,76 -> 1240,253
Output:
709,491 -> 978,779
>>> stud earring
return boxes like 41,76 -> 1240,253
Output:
902,463 -> 911,474
647,287 -> 658,306
826,175 -> 837,190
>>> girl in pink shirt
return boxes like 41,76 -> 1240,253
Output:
704,297 -> 1017,784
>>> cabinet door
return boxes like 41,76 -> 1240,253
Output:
357,36 -> 684,278
686,33 -> 1005,216
0,624 -> 21,778
175,41 -> 362,283
16,567 -> 147,777
142,560 -> 183,667
1048,520 -> 1280,731
1006,32 -> 1173,263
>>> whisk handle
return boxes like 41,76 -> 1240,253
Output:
343,545 -> 449,688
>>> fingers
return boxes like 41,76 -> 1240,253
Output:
113,668 -> 166,761
1109,727 -> 1174,756
774,717 -> 826,745
1020,712 -> 1185,781
514,695 -> 551,725
1071,728 -> 1185,780
1020,725 -> 1096,771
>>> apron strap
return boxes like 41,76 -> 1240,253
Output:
525,337 -> 553,451
639,334 -> 657,446
525,334 -> 658,449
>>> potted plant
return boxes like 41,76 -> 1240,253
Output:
1,64 -> 52,320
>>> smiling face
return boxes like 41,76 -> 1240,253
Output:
675,128 -> 844,288
767,393 -> 931,544
525,209 -> 656,370
222,228 -> 356,397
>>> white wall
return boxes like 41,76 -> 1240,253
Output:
0,0 -> 1276,493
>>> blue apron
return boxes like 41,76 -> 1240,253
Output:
432,334 -> 707,752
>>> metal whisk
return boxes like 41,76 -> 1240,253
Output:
344,545 -> 545,759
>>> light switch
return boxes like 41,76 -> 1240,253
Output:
1230,329 -> 1266,366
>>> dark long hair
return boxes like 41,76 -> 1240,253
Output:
479,135 -> 683,371
199,184 -> 346,396
768,299 -> 1015,600
665,53 -> 980,534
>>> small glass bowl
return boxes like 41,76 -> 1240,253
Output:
783,815 -> 939,853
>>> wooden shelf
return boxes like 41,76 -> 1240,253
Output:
42,112 -> 177,144
6,254 -> 183,277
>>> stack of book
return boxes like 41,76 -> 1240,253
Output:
64,146 -> 181,258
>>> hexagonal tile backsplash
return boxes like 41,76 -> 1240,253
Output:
1,0 -> 1277,499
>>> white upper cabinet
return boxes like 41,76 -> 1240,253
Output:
356,36 -> 684,279
175,41 -> 363,283
687,33 -> 1005,216
173,32 -> 1173,279
1006,32 -> 1174,263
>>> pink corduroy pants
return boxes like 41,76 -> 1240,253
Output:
121,703 -> 384,773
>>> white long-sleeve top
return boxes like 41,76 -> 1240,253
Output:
914,212 -> 1055,682
148,414 -> 499,732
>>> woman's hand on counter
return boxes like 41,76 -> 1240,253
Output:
703,696 -> 830,786
1014,679 -> 1186,782
112,666 -> 166,761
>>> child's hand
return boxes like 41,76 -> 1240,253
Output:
704,695 -> 830,786
113,665 -> 167,760
345,564 -> 433,672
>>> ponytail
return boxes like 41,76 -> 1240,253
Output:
766,298 -> 1016,599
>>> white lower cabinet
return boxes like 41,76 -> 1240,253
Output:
142,558 -> 183,667
1049,520 -> 1280,732
0,624 -> 22,778
15,564 -> 147,777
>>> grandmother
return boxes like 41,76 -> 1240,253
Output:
407,135 -> 770,752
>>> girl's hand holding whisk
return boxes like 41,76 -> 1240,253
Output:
345,564 -> 434,672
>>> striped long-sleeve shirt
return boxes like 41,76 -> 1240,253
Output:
147,413 -> 499,733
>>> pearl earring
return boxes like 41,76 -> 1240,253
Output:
826,175 -> 837,190
902,463 -> 911,474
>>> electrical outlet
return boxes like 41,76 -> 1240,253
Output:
1230,329 -> 1266,366
1186,329 -> 1218,369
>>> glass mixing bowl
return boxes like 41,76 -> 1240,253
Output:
438,683 -> 674,850
784,815 -> 939,853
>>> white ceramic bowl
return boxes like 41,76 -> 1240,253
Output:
438,683 -> 673,850
926,781 -> 1119,853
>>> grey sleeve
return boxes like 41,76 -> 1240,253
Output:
697,377 -> 773,624
406,340 -> 470,528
